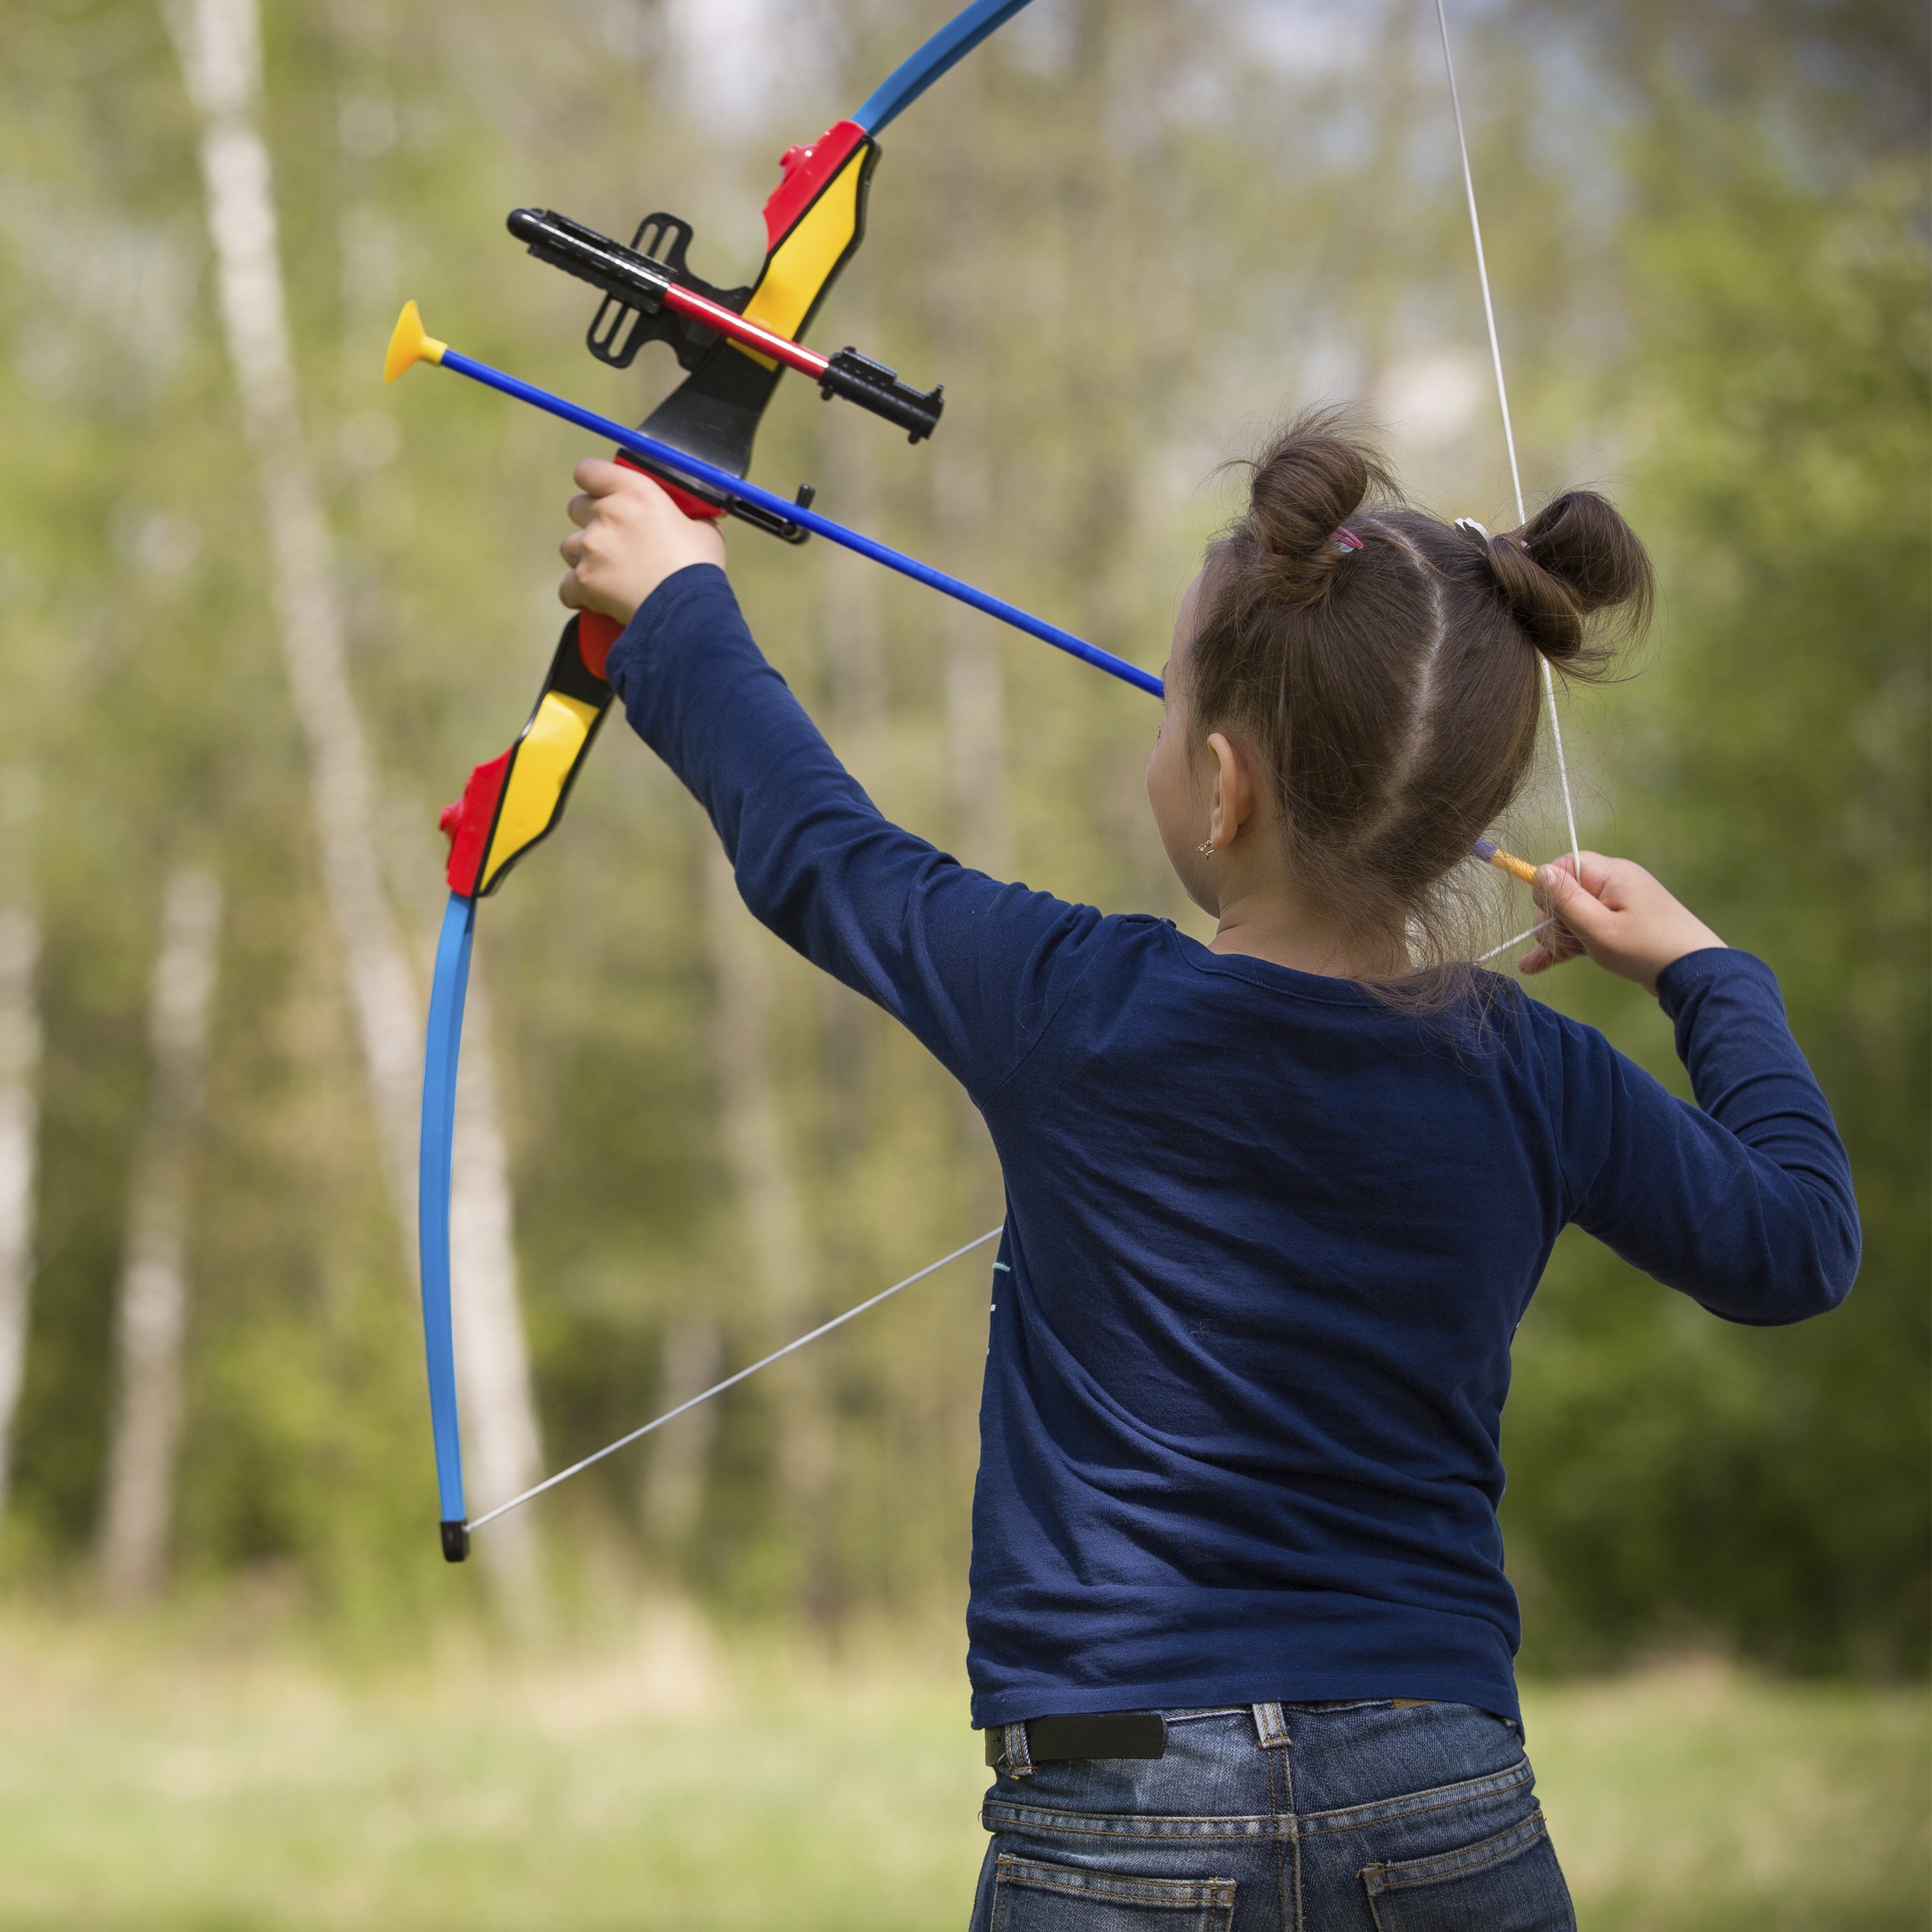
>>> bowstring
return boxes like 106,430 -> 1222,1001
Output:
466,1227 -> 1003,1536
1477,916 -> 1555,964
1434,0 -> 1583,879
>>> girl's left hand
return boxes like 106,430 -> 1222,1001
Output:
559,458 -> 726,625
1521,851 -> 1724,994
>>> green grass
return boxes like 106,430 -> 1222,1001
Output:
0,1609 -> 1922,1930
1522,1664 -> 1929,1931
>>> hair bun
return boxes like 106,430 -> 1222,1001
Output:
1468,490 -> 1655,663
1242,409 -> 1396,609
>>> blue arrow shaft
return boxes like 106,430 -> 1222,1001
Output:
436,345 -> 1166,700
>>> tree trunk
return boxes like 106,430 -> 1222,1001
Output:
97,869 -> 222,1604
703,843 -> 832,1616
819,402 -> 890,751
814,410 -> 890,1171
446,966 -> 544,1616
639,1318 -> 722,1553
923,49 -> 1009,880
0,894 -> 39,1534
935,432 -> 1010,877
161,0 -> 545,1604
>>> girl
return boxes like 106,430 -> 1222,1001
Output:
558,417 -> 1857,1932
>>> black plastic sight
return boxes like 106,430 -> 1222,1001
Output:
507,207 -> 943,442
819,348 -> 944,444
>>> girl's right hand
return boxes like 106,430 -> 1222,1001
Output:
1520,852 -> 1726,994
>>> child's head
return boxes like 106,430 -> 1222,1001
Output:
1147,410 -> 1653,971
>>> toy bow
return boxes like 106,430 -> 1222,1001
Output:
417,0 -> 1040,1563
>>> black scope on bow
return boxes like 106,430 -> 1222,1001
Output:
506,208 -> 944,446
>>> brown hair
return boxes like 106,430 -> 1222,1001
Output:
1187,409 -> 1653,990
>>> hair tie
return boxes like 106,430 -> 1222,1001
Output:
1268,526 -> 1365,559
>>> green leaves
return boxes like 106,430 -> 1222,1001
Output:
1507,114 -> 1930,1676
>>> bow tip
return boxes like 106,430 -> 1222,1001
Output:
440,1519 -> 471,1563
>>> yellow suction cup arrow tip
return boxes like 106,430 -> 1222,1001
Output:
385,300 -> 447,384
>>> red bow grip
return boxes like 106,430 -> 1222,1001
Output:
576,452 -> 723,671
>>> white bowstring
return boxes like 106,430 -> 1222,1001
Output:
466,1227 -> 1003,1536
1477,916 -> 1554,965
1435,0 -> 1583,878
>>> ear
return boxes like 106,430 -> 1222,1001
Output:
1204,732 -> 1256,851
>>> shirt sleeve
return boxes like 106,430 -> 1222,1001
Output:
604,563 -> 1105,1102
1550,949 -> 1860,1324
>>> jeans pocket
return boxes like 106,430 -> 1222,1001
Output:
1359,1808 -> 1575,1932
990,1852 -> 1236,1930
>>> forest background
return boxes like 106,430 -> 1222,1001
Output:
0,0 -> 1924,1925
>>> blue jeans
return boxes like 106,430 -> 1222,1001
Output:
970,1701 -> 1575,1930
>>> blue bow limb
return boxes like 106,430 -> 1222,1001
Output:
419,891 -> 474,1561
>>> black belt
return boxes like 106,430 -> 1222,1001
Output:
984,1711 -> 1167,1767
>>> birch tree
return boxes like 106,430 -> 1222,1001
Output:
928,56 -> 1010,881
639,1319 -> 722,1553
704,844 -> 832,1613
0,771 -> 39,1532
160,0 -> 543,1598
97,869 -> 222,1604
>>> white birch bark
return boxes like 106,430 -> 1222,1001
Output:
819,402 -> 890,751
161,0 -> 543,1598
445,967 -> 543,1612
97,869 -> 222,1603
703,844 -> 832,1606
925,55 -> 1009,878
639,1318 -> 722,1550
935,431 -> 1010,877
0,898 -> 40,1532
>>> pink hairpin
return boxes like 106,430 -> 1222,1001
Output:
1269,528 -> 1367,558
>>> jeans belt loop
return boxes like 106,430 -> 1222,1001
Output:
1001,1719 -> 1035,1780
1251,1701 -> 1290,1749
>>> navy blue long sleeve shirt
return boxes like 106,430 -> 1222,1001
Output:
607,565 -> 1860,1727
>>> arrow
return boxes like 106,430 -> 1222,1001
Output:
386,301 -> 1165,699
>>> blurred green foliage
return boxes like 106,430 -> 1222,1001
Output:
1503,41 -> 1930,1675
0,0 -> 1922,1682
